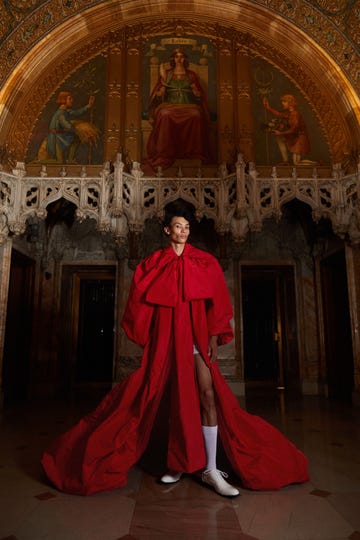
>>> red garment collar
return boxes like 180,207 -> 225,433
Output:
144,244 -> 216,306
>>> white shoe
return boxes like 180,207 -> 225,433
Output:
160,471 -> 183,484
201,469 -> 240,497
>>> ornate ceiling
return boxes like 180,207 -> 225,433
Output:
1,0 -> 358,91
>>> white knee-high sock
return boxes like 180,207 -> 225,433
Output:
202,425 -> 218,471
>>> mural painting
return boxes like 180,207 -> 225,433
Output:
262,94 -> 311,166
252,60 -> 329,167
25,50 -> 330,171
36,92 -> 97,164
141,37 -> 216,173
27,57 -> 105,166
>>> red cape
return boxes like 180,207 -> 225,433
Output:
41,244 -> 309,495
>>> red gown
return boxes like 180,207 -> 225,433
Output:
41,244 -> 309,495
144,68 -> 214,171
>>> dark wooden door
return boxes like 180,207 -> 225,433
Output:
3,250 -> 35,404
242,266 -> 299,392
242,276 -> 278,381
75,278 -> 115,383
59,265 -> 116,394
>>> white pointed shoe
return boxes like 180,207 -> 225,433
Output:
160,471 -> 183,484
201,469 -> 240,497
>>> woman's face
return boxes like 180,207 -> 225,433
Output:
164,216 -> 190,245
174,52 -> 185,64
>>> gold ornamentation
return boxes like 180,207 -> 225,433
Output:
107,123 -> 120,144
126,82 -> 139,98
220,82 -> 234,101
4,19 -> 351,165
125,123 -> 138,143
108,80 -> 121,99
237,83 -> 251,101
0,3 -> 358,93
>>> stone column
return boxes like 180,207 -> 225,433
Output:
314,254 -> 328,395
0,238 -> 12,407
29,257 -> 59,398
296,257 -> 321,395
226,259 -> 245,401
216,260 -> 241,393
114,258 -> 142,382
345,243 -> 360,405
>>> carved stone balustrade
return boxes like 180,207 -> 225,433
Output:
1,156 -> 360,247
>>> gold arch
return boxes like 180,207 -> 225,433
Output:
0,1 -> 358,164
0,1 -> 358,92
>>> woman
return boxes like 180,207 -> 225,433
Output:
144,49 -> 214,171
41,204 -> 309,497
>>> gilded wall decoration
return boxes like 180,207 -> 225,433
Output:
7,20 -> 352,167
108,81 -> 121,99
9,35 -> 109,158
26,56 -> 106,165
107,123 -> 120,144
140,36 -> 217,172
0,1 -> 358,95
220,83 -> 234,101
252,60 -> 329,166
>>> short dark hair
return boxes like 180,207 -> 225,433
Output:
163,200 -> 195,227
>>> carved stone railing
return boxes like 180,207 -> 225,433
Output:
1,155 -> 360,247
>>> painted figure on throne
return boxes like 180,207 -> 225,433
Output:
143,49 -> 214,172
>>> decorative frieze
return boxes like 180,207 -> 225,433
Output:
1,155 -> 359,247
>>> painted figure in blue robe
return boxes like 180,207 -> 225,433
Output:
38,91 -> 98,164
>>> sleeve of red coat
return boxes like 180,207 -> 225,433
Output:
121,261 -> 155,348
206,258 -> 234,345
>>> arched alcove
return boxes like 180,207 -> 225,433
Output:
0,2 -> 358,166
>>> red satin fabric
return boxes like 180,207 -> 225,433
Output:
41,244 -> 309,495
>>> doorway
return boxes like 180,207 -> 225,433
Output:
60,265 -> 116,394
75,278 -> 115,383
320,250 -> 354,401
3,250 -> 35,405
241,265 -> 299,393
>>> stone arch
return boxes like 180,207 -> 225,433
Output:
0,1 -> 358,165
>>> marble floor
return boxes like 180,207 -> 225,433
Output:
0,391 -> 360,540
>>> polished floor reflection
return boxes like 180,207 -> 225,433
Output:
0,391 -> 360,540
